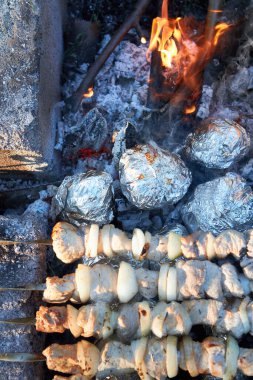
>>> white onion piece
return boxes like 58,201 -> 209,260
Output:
183,336 -> 199,377
86,224 -> 99,258
131,338 -> 152,380
132,228 -> 145,259
67,305 -> 83,338
151,302 -> 167,338
101,224 -> 113,257
158,264 -> 169,301
166,267 -> 177,302
75,264 -> 91,303
145,231 -> 152,245
111,228 -> 131,254
239,297 -> 250,334
167,232 -> 182,260
166,336 -> 178,378
206,232 -> 216,260
77,340 -> 100,378
138,301 -> 151,337
117,261 -> 138,303
70,289 -> 81,304
97,230 -> 103,254
223,335 -> 239,380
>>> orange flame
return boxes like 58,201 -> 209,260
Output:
83,87 -> 94,98
147,0 -> 231,106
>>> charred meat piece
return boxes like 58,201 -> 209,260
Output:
36,306 -> 68,333
43,274 -> 75,303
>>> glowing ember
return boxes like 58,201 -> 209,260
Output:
147,0 -> 231,106
184,105 -> 196,114
141,36 -> 147,44
83,87 -> 94,98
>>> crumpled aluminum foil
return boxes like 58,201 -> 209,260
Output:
119,142 -> 191,210
52,171 -> 114,226
185,118 -> 250,169
181,172 -> 253,235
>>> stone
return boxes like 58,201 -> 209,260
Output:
0,199 -> 49,379
0,0 -> 66,174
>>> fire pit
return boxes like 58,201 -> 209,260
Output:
0,0 -> 253,379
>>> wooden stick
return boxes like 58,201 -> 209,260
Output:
0,353 -> 45,362
0,317 -> 35,325
65,0 -> 152,113
0,239 -> 52,246
0,283 -> 45,292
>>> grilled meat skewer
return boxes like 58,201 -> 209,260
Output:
42,260 -> 253,304
51,222 -> 253,280
35,297 -> 252,340
42,335 -> 253,379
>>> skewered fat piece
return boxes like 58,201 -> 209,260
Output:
43,335 -> 253,379
36,297 -> 253,340
43,260 -> 253,304
52,222 -> 253,272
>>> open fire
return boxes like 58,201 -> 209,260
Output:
147,0 -> 231,112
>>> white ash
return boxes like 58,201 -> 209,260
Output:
196,85 -> 213,119
62,35 -> 150,176
62,35 -> 150,130
248,66 -> 253,90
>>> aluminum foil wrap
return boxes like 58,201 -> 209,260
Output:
185,119 -> 250,169
119,142 -> 191,210
182,172 -> 253,235
52,171 -> 114,226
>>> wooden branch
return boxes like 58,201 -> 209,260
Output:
65,0 -> 152,113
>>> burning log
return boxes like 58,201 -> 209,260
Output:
39,260 -> 252,304
32,335 -> 253,378
146,0 -> 231,140
11,297 -> 248,340
65,0 -> 152,113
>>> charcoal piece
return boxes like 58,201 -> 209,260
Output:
52,171 -> 114,226
119,142 -> 191,210
185,119 -> 250,169
159,222 -> 188,236
79,108 -> 108,151
182,173 -> 253,235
